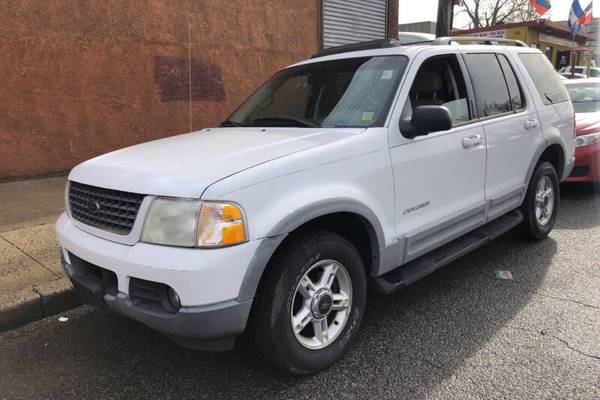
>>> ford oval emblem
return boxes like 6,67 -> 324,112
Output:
87,200 -> 101,213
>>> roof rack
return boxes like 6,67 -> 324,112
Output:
309,36 -> 528,59
434,36 -> 528,47
311,39 -> 401,58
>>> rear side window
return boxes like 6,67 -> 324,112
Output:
497,55 -> 524,110
464,53 -> 511,117
519,53 -> 569,105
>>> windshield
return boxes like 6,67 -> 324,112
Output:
567,83 -> 600,113
224,56 -> 407,128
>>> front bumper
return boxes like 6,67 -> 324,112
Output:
566,142 -> 600,183
56,213 -> 262,348
65,256 -> 251,349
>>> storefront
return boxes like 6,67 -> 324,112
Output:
453,20 -> 592,68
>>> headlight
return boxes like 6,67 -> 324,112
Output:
141,198 -> 246,248
575,132 -> 600,147
196,202 -> 247,247
142,198 -> 201,247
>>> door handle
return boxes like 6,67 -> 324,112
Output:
524,119 -> 539,130
462,134 -> 482,149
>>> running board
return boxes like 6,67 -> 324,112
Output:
374,210 -> 523,294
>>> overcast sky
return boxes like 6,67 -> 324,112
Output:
398,0 -> 598,28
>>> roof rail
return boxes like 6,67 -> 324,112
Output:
311,39 -> 401,58
309,36 -> 528,59
434,36 -> 528,47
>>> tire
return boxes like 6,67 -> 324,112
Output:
520,161 -> 560,240
251,228 -> 367,375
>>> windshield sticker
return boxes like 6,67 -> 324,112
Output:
361,112 -> 374,121
381,70 -> 394,80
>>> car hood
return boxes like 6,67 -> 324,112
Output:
575,112 -> 600,136
69,127 -> 363,198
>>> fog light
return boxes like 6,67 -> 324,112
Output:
167,287 -> 181,310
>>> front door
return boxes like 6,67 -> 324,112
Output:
387,50 -> 487,269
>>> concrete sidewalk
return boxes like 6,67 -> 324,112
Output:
0,176 -> 80,331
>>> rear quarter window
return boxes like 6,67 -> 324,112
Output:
518,53 -> 569,105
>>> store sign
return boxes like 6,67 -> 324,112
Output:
471,29 -> 507,39
539,33 -> 574,48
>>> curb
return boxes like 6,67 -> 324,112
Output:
0,280 -> 81,333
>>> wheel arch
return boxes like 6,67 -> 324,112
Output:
236,199 -> 385,302
526,141 -> 566,186
539,143 -> 565,180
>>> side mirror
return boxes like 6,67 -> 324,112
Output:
400,105 -> 453,138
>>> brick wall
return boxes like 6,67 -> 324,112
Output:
0,0 -> 319,178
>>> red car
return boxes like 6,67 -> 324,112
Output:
564,79 -> 600,183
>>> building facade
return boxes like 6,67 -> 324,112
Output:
454,20 -> 592,68
1,0 -> 397,179
398,21 -> 437,35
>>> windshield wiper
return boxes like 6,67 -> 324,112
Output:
249,116 -> 317,128
544,93 -> 554,104
220,119 -> 244,127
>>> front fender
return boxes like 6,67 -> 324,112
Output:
235,196 -> 387,302
200,131 -> 396,301
267,197 -> 385,245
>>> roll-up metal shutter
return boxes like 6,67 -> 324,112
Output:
322,0 -> 388,48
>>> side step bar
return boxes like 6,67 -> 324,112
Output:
374,210 -> 523,294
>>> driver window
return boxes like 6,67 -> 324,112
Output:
402,55 -> 472,126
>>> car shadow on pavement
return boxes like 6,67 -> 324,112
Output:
0,229 -> 560,399
557,183 -> 600,230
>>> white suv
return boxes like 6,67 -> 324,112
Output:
56,38 -> 575,374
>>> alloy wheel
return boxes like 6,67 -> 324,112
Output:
534,175 -> 555,226
290,260 -> 352,350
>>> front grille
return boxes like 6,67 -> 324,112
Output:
69,181 -> 145,235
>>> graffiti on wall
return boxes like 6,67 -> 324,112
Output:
153,56 -> 226,102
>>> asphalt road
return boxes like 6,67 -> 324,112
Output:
1,185 -> 599,400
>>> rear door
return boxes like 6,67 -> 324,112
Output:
462,51 -> 545,220
518,52 -> 575,180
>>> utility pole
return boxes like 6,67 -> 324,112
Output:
436,0 -> 454,37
